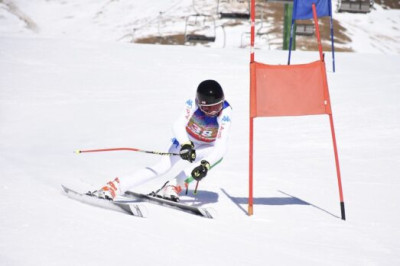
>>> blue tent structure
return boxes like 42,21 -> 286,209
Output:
288,0 -> 336,72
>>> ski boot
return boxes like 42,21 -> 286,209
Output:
87,177 -> 120,200
150,182 -> 182,202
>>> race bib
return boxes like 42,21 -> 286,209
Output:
186,110 -> 219,143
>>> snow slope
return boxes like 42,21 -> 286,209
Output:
1,0 -> 400,53
1,35 -> 400,265
334,3 -> 400,54
1,1 -> 400,265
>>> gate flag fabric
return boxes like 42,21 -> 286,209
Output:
288,0 -> 336,72
248,59 -> 346,220
293,0 -> 331,19
250,60 -> 332,118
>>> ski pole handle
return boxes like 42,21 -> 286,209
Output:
75,147 -> 181,156
185,158 -> 223,188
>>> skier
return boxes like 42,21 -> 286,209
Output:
90,80 -> 232,202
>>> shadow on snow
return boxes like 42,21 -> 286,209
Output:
179,189 -> 219,207
221,188 -> 340,219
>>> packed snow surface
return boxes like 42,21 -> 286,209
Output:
1,1 -> 400,266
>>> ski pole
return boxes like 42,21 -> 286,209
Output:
184,158 -> 223,195
194,181 -> 200,195
184,178 -> 200,195
75,147 -> 181,156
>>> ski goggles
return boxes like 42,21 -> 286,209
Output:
198,100 -> 224,116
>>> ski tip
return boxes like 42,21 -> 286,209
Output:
129,204 -> 149,218
199,207 -> 217,219
61,184 -> 68,192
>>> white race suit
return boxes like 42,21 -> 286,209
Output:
118,98 -> 232,194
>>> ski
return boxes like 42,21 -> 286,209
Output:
122,191 -> 215,219
61,185 -> 147,217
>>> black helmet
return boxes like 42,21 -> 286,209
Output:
196,80 -> 224,105
196,80 -> 225,116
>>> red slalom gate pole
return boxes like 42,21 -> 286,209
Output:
248,0 -> 256,216
329,114 -> 346,220
312,3 -> 324,62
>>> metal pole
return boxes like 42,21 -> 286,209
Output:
75,147 -> 181,156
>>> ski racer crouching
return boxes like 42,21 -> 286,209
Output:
90,80 -> 232,202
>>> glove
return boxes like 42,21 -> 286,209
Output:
180,141 -> 196,163
191,160 -> 210,181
